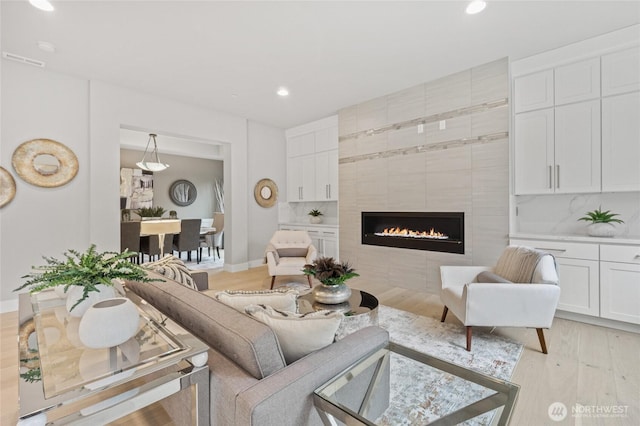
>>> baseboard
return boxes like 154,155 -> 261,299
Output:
1,298 -> 18,313
555,310 -> 640,334
223,262 -> 249,273
248,259 -> 266,268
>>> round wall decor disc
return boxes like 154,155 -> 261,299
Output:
12,138 -> 79,188
254,178 -> 278,208
0,167 -> 16,208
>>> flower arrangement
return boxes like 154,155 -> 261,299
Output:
308,209 -> 323,217
15,245 -> 159,312
578,206 -> 624,224
303,257 -> 359,286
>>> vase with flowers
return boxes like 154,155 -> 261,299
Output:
303,257 -> 359,304
578,206 -> 624,237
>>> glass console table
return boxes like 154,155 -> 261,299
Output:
314,342 -> 520,425
17,288 -> 209,425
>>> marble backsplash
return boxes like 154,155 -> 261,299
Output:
515,192 -> 640,239
278,201 -> 338,225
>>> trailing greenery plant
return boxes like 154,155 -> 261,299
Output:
134,206 -> 166,218
303,257 -> 359,286
308,209 -> 323,217
15,245 -> 160,312
578,206 -> 624,224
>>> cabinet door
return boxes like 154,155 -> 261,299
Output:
287,132 -> 315,158
514,70 -> 554,113
322,238 -> 339,260
602,47 -> 640,96
600,261 -> 640,324
514,109 -> 555,194
554,58 -> 600,106
314,126 -> 338,152
327,150 -> 339,201
287,158 -> 303,201
554,100 -> 601,193
556,258 -> 600,316
602,92 -> 640,192
300,155 -> 316,201
315,150 -> 339,201
307,231 -> 323,256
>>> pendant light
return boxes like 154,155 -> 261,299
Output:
136,133 -> 169,172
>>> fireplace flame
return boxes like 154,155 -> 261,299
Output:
374,227 -> 449,240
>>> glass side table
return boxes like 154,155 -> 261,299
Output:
17,288 -> 209,425
314,342 -> 520,426
298,289 -> 379,339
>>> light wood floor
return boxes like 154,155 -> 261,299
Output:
2,266 -> 638,425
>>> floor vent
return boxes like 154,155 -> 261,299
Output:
2,52 -> 46,68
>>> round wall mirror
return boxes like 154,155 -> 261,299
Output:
12,139 -> 79,188
170,179 -> 197,206
254,178 -> 278,208
33,154 -> 61,176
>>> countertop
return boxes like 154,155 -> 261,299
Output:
510,233 -> 640,246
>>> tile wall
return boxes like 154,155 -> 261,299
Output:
338,58 -> 509,294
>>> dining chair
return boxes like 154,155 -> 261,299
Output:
140,234 -> 175,263
120,221 -> 141,263
173,218 -> 202,263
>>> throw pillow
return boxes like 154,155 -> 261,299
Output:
276,247 -> 309,258
214,289 -> 299,313
475,271 -> 513,284
142,255 -> 196,290
244,304 -> 343,364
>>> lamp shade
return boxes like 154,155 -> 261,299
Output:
137,133 -> 169,172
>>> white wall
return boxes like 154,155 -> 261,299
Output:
247,121 -> 286,265
1,62 -> 286,311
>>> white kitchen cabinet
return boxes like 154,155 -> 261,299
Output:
514,70 -> 554,113
601,92 -> 640,192
600,244 -> 640,325
514,109 -> 554,194
287,132 -> 315,158
315,150 -> 338,201
287,155 -> 316,201
554,100 -> 601,193
279,224 -> 339,259
602,47 -> 640,96
314,126 -> 339,152
554,57 -> 600,106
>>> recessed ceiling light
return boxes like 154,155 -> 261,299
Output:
29,0 -> 54,12
37,41 -> 56,53
277,87 -> 289,97
466,0 -> 486,15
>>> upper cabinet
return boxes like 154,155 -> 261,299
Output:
286,116 -> 339,202
513,39 -> 640,195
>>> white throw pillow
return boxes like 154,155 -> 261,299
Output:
214,289 -> 299,313
142,255 -> 196,290
244,304 -> 343,364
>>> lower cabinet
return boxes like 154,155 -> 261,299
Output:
556,258 -> 600,316
279,224 -> 339,260
600,244 -> 640,325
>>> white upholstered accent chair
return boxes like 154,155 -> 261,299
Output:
440,246 -> 561,354
265,230 -> 317,289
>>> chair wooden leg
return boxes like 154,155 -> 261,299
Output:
440,306 -> 449,322
216,247 -> 220,259
270,276 -> 276,289
307,275 -> 312,288
536,328 -> 548,354
466,326 -> 472,351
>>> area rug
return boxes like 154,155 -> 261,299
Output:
373,305 -> 523,425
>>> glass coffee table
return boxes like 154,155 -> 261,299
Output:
314,342 -> 520,425
17,288 -> 209,425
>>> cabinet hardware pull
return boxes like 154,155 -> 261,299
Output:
328,184 -> 331,199
538,248 -> 567,253
548,166 -> 552,189
556,165 -> 560,188
635,255 -> 640,259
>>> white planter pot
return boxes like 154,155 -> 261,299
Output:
587,222 -> 617,238
79,297 -> 140,348
310,216 -> 323,224
65,284 -> 116,318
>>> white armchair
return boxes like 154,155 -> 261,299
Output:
440,246 -> 561,354
265,230 -> 317,289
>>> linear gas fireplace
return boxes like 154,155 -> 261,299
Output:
361,212 -> 464,254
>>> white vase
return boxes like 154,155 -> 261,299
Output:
65,284 -> 116,318
78,297 -> 140,348
587,222 -> 616,238
310,216 -> 323,224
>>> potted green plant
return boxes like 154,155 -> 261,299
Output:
578,206 -> 624,237
308,209 -> 323,224
15,245 -> 159,317
134,206 -> 166,220
303,257 -> 359,304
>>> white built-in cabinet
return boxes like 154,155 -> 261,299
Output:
279,224 -> 339,260
512,238 -> 640,326
513,46 -> 640,195
286,117 -> 339,202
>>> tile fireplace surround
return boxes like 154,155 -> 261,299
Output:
339,58 -> 509,293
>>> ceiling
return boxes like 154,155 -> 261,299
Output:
2,1 -> 639,129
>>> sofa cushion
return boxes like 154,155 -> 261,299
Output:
126,275 -> 286,379
214,289 -> 298,313
142,255 -> 196,289
245,304 -> 343,364
276,247 -> 309,258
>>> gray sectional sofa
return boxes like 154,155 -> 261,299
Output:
126,274 -> 390,425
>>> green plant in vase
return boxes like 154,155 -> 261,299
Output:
303,257 -> 359,304
134,206 -> 166,219
308,209 -> 323,224
578,206 -> 624,238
